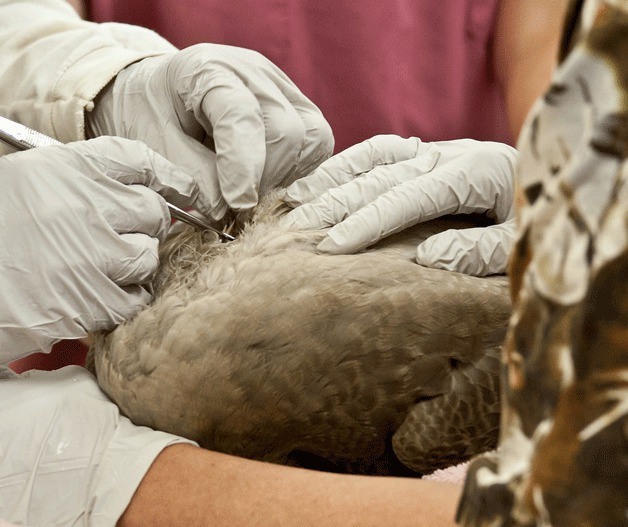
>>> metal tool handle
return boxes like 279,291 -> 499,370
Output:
0,115 -> 63,150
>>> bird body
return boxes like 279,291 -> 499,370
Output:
89,194 -> 511,475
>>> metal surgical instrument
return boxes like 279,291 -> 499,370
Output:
0,115 -> 235,242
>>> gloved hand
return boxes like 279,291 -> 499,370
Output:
284,135 -> 518,276
0,137 -> 199,363
87,44 -> 334,221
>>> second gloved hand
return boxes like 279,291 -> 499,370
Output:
87,44 -> 334,221
284,135 -> 518,276
0,137 -> 199,363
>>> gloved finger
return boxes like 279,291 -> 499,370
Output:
104,233 -> 161,286
48,265 -> 154,338
152,129 -> 225,219
316,160 -> 515,255
65,138 -> 201,209
128,126 -> 225,219
277,105 -> 334,186
313,168 -> 462,254
92,183 -> 171,242
29,280 -> 153,343
256,93 -> 308,194
80,282 -> 153,334
119,285 -> 154,310
284,151 -> 440,230
283,135 -> 425,206
260,68 -> 334,186
196,68 -> 267,210
415,220 -> 517,276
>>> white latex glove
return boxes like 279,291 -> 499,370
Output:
284,135 -> 518,276
87,44 -> 334,221
0,137 -> 199,363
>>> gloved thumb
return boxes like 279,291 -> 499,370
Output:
415,219 -> 516,276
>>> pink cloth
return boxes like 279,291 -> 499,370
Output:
89,0 -> 513,153
9,340 -> 87,373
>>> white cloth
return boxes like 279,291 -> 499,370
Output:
0,366 -> 195,527
0,0 -> 175,142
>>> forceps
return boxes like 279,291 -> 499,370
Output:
0,115 -> 235,242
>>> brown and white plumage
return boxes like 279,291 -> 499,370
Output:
88,197 -> 510,475
457,1 -> 628,525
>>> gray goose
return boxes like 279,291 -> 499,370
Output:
88,192 -> 511,475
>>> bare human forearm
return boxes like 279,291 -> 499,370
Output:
493,0 -> 570,142
118,444 -> 461,527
